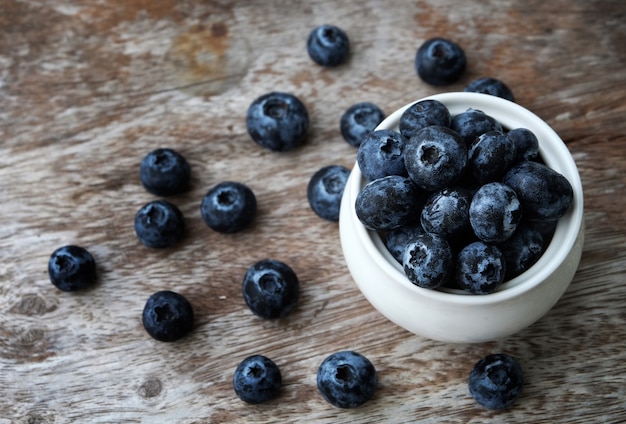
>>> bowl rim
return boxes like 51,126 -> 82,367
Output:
346,92 -> 584,306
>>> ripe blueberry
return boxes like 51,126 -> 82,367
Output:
142,290 -> 194,342
139,148 -> 191,196
403,232 -> 453,289
468,131 -> 517,184
307,24 -> 350,67
508,127 -> 539,162
307,165 -> 350,222
340,102 -> 385,147
456,241 -> 506,295
415,37 -> 467,86
464,77 -> 515,102
384,224 -> 425,263
469,182 -> 521,243
246,92 -> 309,151
233,355 -> 282,404
357,129 -> 408,182
451,108 -> 503,147
421,186 -> 472,239
469,353 -> 523,410
201,181 -> 256,233
242,259 -> 300,319
134,200 -> 185,248
48,245 -> 96,292
399,99 -> 451,140
498,223 -> 546,280
317,350 -> 377,408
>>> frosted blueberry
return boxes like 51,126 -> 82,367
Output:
456,241 -> 506,294
468,131 -> 517,184
464,77 -> 515,102
451,108 -> 503,147
233,355 -> 282,404
340,102 -> 385,147
307,165 -> 350,222
469,354 -> 523,410
403,232 -> 453,289
398,99 -> 451,140
469,183 -> 521,243
317,351 -> 377,408
357,129 -> 408,181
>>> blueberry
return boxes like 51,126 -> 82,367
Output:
355,175 -> 424,231
456,241 -> 506,295
307,24 -> 350,67
357,129 -> 408,181
307,165 -> 350,222
246,92 -> 309,151
134,200 -> 185,248
340,102 -> 385,147
503,161 -> 573,222
507,127 -> 539,162
451,108 -> 503,147
48,245 -> 96,292
201,181 -> 256,233
468,353 -> 523,410
242,259 -> 299,319
403,232 -> 453,289
469,182 -> 521,243
464,77 -> 515,102
317,350 -> 377,408
142,290 -> 194,342
398,99 -> 451,140
497,223 -> 545,280
233,354 -> 282,404
404,125 -> 467,192
467,130 -> 517,184
384,224 -> 425,263
139,148 -> 191,196
421,186 -> 472,239
415,37 -> 467,86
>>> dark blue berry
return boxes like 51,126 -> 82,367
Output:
201,181 -> 256,233
134,200 -> 185,248
469,354 -> 523,410
498,223 -> 545,280
398,99 -> 451,140
415,37 -> 467,86
307,165 -> 350,222
48,245 -> 96,292
464,77 -> 515,102
469,182 -> 521,243
307,24 -> 350,67
139,148 -> 191,196
503,161 -> 573,222
340,102 -> 385,147
142,290 -> 194,342
357,129 -> 408,181
421,186 -> 472,239
508,127 -> 539,162
404,125 -> 467,192
468,131 -> 517,184
246,92 -> 309,151
233,355 -> 282,404
384,224 -> 425,263
317,351 -> 377,408
403,232 -> 453,289
451,108 -> 503,147
355,175 -> 424,231
242,259 -> 299,319
456,241 -> 506,295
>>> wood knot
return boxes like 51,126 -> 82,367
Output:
10,294 -> 56,316
138,377 -> 162,398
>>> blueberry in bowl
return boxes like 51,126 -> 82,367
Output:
339,92 -> 584,343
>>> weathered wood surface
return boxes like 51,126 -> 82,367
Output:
1,1 -> 625,422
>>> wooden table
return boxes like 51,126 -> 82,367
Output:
1,1 -> 625,422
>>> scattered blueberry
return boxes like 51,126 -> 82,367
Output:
134,200 -> 185,248
340,102 -> 385,147
233,354 -> 282,404
467,131 -> 517,184
420,186 -> 472,239
48,245 -> 97,292
498,224 -> 546,280
451,108 -> 503,147
415,37 -> 467,86
403,232 -> 453,289
317,350 -> 377,408
508,128 -> 539,162
357,129 -> 408,181
139,148 -> 191,196
468,353 -> 523,410
246,92 -> 309,152
307,24 -> 350,67
403,125 -> 467,192
201,181 -> 257,233
307,165 -> 350,222
142,290 -> 194,342
503,161 -> 573,222
398,99 -> 451,140
464,77 -> 515,102
384,224 -> 425,263
355,175 -> 424,231
242,259 -> 300,319
456,241 -> 506,295
469,182 -> 521,243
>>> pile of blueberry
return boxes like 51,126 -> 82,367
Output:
45,25 -> 538,410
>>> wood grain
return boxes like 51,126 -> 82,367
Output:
1,0 -> 625,422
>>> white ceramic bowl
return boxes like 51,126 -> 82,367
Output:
339,92 -> 584,343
